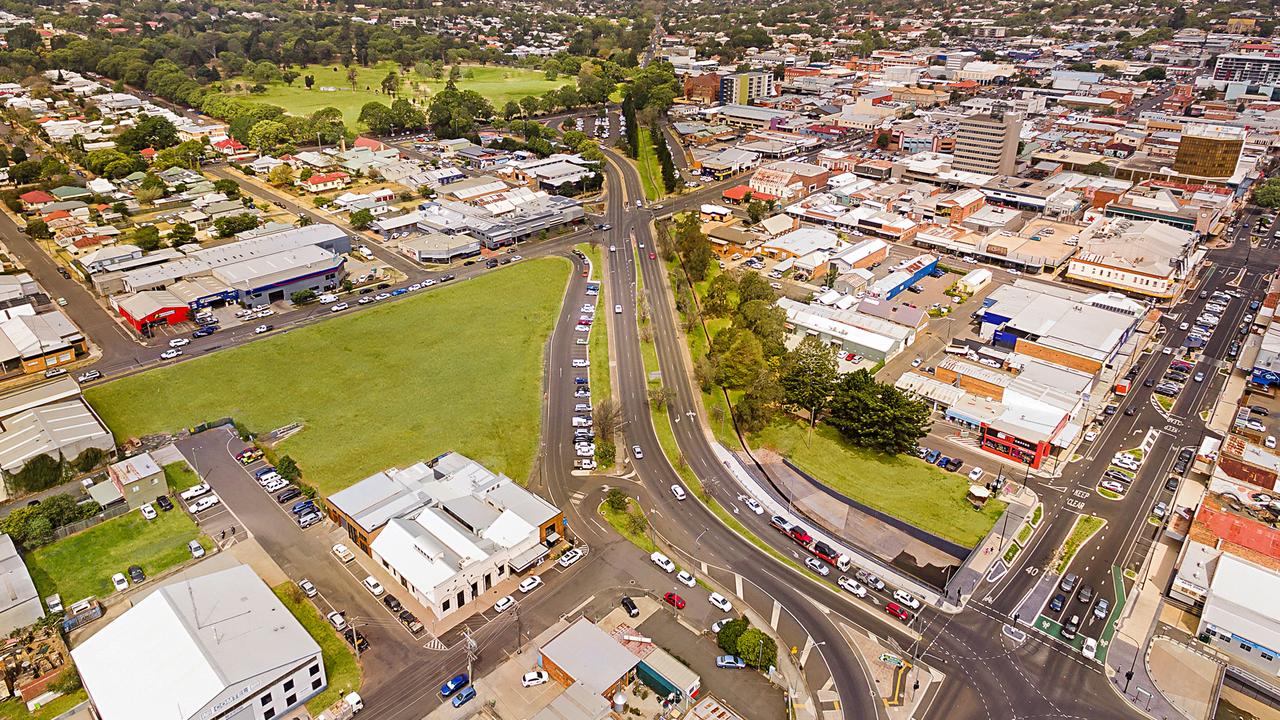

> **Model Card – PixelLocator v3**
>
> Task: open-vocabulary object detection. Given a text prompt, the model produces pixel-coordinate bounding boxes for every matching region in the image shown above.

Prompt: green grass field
[87,259,569,495]
[0,691,89,720]
[634,127,664,200]
[754,423,1006,548]
[601,499,658,555]
[25,509,209,601]
[1056,515,1105,574]
[272,584,361,714]
[227,62,572,129]
[578,243,610,403]
[163,462,201,493]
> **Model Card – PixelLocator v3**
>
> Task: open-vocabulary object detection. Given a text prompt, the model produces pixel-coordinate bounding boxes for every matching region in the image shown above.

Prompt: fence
[52,502,129,541]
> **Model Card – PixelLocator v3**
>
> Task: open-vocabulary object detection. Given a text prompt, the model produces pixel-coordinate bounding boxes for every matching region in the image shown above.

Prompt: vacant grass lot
[0,691,89,720]
[754,423,1006,548]
[272,584,361,714]
[87,259,570,494]
[227,62,572,129]
[26,509,209,601]
[163,462,201,493]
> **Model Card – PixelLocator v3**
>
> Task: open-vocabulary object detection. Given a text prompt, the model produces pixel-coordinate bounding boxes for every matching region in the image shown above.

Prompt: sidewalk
[949,483,1039,606]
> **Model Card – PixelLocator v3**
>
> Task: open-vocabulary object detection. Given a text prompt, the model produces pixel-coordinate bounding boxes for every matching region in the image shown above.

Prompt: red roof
[139,147,157,158]
[19,190,55,204]
[1196,500,1280,562]
[213,137,247,150]
[304,172,350,185]
[72,235,105,249]
[353,136,385,151]
[722,185,776,202]
[42,209,71,221]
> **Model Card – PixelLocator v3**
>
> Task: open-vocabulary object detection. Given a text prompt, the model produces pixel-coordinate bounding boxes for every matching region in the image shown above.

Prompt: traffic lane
[176,430,422,694]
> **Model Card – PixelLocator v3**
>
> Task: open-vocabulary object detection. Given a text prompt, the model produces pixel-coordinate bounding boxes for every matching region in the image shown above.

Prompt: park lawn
[272,584,361,715]
[634,127,664,200]
[86,259,569,495]
[753,422,1006,548]
[25,509,209,601]
[227,62,571,129]
[163,462,202,493]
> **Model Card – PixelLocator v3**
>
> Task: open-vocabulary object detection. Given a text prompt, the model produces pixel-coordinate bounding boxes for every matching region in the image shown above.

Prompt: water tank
[613,693,627,714]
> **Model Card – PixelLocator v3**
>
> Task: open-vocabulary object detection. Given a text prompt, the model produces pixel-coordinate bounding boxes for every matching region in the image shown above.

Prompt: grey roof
[0,377,82,420]
[487,482,560,526]
[210,245,343,291]
[327,470,430,533]
[123,224,348,290]
[540,618,638,694]
[442,495,501,533]
[0,534,38,614]
[0,398,113,472]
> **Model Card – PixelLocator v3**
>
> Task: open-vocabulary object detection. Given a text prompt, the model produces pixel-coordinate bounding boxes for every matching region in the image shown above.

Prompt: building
[1173,125,1245,180]
[326,452,563,620]
[1198,554,1280,677]
[400,232,481,264]
[105,451,165,510]
[0,377,114,475]
[72,564,327,720]
[953,111,1022,177]
[776,297,915,362]
[0,534,42,635]
[0,310,88,375]
[1065,219,1200,300]
[719,72,775,104]
[415,195,584,249]
[1212,53,1280,86]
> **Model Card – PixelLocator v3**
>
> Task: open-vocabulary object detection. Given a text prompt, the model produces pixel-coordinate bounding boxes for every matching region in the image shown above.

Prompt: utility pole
[465,628,478,682]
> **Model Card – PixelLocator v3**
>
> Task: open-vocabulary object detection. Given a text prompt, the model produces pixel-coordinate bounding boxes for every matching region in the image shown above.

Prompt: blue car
[451,686,476,708]
[935,455,951,468]
[441,673,469,698]
[923,450,940,464]
[391,288,408,296]
[193,326,217,338]
[254,467,277,479]
[292,500,316,515]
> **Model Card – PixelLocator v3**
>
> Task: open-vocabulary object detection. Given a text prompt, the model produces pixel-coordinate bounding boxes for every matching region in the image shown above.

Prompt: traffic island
[837,618,943,720]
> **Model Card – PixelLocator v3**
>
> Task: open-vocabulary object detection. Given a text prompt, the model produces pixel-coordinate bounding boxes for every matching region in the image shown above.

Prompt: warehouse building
[400,232,482,264]
[416,195,584,249]
[73,564,326,720]
[0,377,114,478]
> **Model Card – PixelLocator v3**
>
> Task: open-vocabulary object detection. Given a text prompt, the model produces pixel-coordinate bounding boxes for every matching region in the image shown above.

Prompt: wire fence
[52,502,130,541]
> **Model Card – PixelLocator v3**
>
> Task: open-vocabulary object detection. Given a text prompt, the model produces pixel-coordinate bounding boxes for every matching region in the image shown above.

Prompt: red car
[663,592,686,609]
[885,602,910,622]
[649,252,656,260]
[581,269,588,277]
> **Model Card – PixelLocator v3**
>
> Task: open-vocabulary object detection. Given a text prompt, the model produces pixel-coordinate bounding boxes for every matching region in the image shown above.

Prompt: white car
[708,592,733,612]
[160,349,182,360]
[140,503,157,520]
[893,589,921,610]
[677,570,696,587]
[558,549,584,568]
[633,445,644,459]
[112,573,129,592]
[615,304,623,314]
[188,495,221,514]
[609,245,617,252]
[1178,322,1189,331]
[1082,637,1098,660]
[254,324,271,334]
[168,338,190,348]
[804,557,830,576]
[494,595,515,613]
[967,467,984,483]
[522,671,549,688]
[911,358,922,368]
[363,576,385,596]
[327,612,347,630]
[670,484,686,501]
[572,359,589,367]
[574,445,594,458]
[375,293,391,301]
[744,498,763,515]
[180,483,210,501]
[576,337,588,345]
[838,576,867,598]
[332,544,355,563]
[331,303,349,312]
[518,575,543,594]
[409,283,422,291]
[1084,430,1098,443]
[255,308,275,317]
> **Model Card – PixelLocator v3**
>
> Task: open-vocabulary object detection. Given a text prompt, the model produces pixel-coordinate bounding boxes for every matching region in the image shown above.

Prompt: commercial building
[719,72,775,104]
[400,232,482,264]
[776,297,914,362]
[0,534,42,635]
[1211,53,1280,85]
[1199,554,1280,677]
[1065,219,1201,300]
[327,452,564,620]
[0,310,88,375]
[953,111,1022,177]
[73,564,327,720]
[869,254,939,300]
[1172,125,1245,180]
[416,195,584,249]
[0,377,114,475]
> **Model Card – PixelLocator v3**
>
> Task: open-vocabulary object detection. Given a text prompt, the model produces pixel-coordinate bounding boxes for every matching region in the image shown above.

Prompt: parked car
[716,656,747,669]
[708,592,733,612]
[451,686,477,708]
[440,674,469,698]
[558,548,584,568]
[156,495,173,512]
[299,579,317,597]
[128,565,145,583]
[663,592,686,609]
[111,573,128,592]
[140,503,157,520]
[677,570,696,587]
[332,544,355,563]
[837,576,867,597]
[518,575,543,594]
[494,595,515,613]
[363,576,384,596]
[885,602,910,622]
[1049,593,1066,612]
[522,671,549,688]
[188,495,221,514]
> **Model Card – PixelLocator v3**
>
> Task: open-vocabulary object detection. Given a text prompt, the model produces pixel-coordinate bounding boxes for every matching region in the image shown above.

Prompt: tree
[267,164,294,186]
[24,219,50,239]
[5,26,40,52]
[291,289,316,304]
[747,198,767,225]
[779,337,839,422]
[282,70,300,87]
[712,328,765,388]
[502,100,521,120]
[349,208,375,229]
[213,213,260,238]
[1079,161,1113,177]
[1138,66,1166,82]
[717,618,749,655]
[380,70,398,95]
[704,273,738,317]
[737,628,777,669]
[115,115,179,152]
[305,74,315,90]
[1254,178,1280,209]
[826,370,932,455]
[133,225,162,252]
[169,222,196,246]
[213,178,242,198]
[246,120,290,152]
[347,67,359,90]
[875,133,891,150]
[8,160,40,185]
[605,488,628,512]
[594,397,624,441]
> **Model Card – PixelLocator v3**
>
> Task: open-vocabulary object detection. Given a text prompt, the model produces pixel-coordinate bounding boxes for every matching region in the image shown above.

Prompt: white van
[319,294,339,304]
[650,551,676,572]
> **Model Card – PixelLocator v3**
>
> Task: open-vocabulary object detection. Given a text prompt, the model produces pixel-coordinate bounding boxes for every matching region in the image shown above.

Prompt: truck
[812,540,854,571]
[1114,378,1131,396]
[315,693,364,720]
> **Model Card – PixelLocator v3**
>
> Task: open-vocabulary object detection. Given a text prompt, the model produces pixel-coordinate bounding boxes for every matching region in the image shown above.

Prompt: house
[0,534,42,635]
[72,564,327,720]
[298,172,350,193]
[0,311,89,375]
[18,190,55,213]
[210,137,251,159]
[105,451,165,510]
[327,452,563,620]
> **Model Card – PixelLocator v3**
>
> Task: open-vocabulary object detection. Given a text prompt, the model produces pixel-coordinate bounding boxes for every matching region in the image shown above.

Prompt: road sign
[879,653,904,667]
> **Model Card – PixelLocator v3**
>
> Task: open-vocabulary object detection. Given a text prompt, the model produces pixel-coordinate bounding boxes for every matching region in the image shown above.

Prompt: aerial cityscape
[0,1,1273,719]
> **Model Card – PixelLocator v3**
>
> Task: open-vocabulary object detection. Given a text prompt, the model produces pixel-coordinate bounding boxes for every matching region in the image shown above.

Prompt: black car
[621,595,640,617]
[342,628,369,652]
[399,610,424,633]
[485,259,499,268]
[359,287,374,294]
[1165,476,1180,492]
[1103,405,1117,416]
[377,282,391,290]
[1251,405,1270,417]
[1104,470,1131,484]
[128,565,146,583]
[276,488,303,504]
[58,268,70,279]
[1077,584,1095,604]
[1143,379,1154,388]
[1174,448,1193,474]
[439,274,455,282]
[383,594,402,612]
[1124,407,1135,416]
[156,495,174,512]
[945,457,963,472]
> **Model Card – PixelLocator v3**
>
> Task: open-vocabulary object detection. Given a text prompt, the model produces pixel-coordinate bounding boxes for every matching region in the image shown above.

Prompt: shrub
[716,617,748,655]
[605,488,628,512]
[737,628,777,669]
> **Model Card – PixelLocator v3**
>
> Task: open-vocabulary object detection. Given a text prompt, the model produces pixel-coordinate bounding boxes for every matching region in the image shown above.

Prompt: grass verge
[635,127,664,201]
[754,422,1005,548]
[26,509,209,601]
[0,691,89,720]
[163,462,202,493]
[1154,395,1174,412]
[1003,542,1020,563]
[1055,515,1106,574]
[1015,522,1034,546]
[1031,504,1043,527]
[600,499,658,554]
[87,259,569,494]
[272,583,361,714]
[578,243,610,403]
